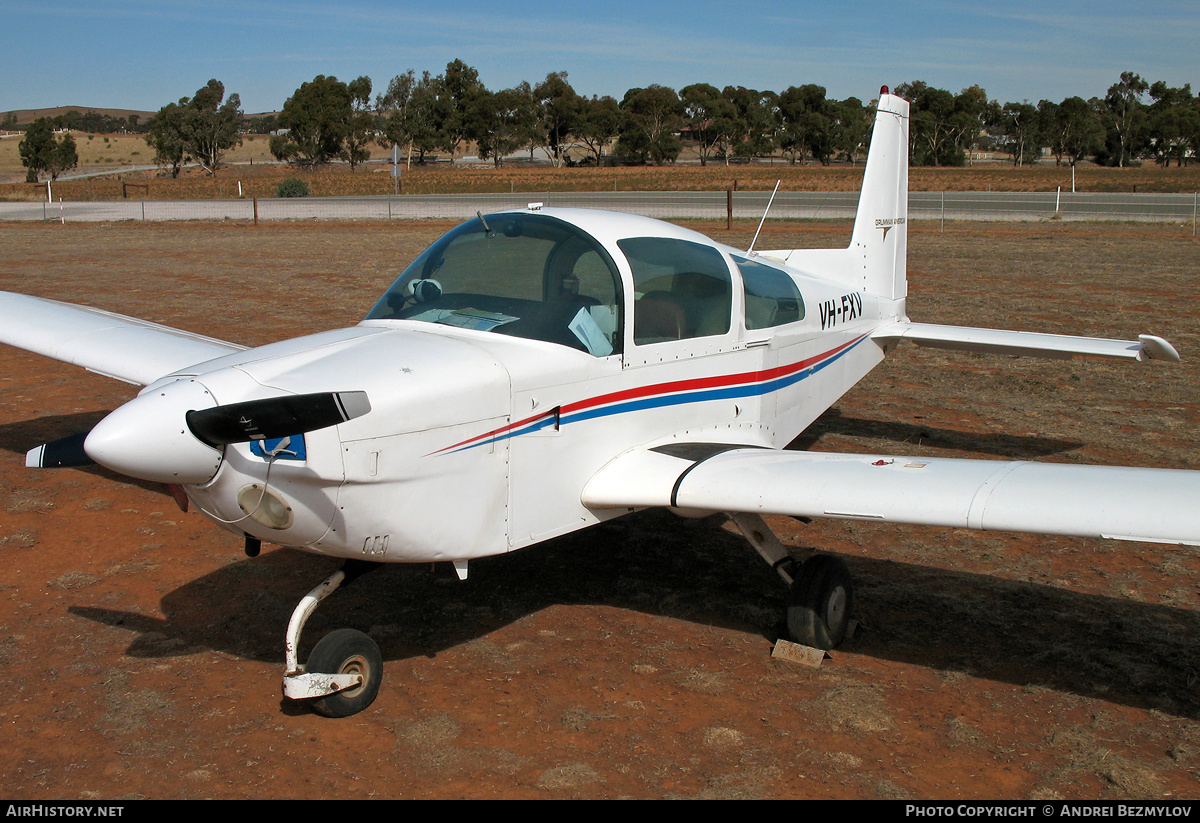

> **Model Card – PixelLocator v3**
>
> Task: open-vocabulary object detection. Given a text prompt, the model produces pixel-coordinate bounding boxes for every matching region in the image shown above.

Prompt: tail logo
[875,217,905,240]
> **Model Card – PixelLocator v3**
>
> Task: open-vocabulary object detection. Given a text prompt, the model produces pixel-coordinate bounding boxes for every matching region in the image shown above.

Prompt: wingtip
[1138,334,1181,362]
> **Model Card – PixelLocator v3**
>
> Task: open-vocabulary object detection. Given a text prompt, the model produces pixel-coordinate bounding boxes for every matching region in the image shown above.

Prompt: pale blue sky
[2,0,1196,113]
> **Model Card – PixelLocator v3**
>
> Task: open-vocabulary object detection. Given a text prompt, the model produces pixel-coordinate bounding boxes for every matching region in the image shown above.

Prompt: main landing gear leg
[282,560,383,718]
[726,512,855,651]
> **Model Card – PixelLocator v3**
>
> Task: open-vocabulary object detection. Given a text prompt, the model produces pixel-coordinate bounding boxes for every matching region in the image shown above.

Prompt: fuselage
[142,208,899,562]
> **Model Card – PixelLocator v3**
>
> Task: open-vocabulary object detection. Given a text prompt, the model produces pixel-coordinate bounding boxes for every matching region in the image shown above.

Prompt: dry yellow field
[3,128,1200,198]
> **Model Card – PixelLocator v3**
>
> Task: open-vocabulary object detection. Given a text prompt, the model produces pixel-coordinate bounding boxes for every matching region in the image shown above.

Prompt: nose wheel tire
[787,554,853,650]
[306,628,383,718]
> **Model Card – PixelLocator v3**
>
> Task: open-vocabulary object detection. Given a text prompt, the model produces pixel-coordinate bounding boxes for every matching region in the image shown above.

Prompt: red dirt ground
[1,220,1199,799]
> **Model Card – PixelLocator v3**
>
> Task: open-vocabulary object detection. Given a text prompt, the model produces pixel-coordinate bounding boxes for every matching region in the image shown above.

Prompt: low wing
[873,321,1180,362]
[582,444,1200,546]
[0,291,245,385]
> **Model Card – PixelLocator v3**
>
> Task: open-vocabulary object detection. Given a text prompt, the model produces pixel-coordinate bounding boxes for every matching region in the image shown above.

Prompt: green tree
[534,72,582,167]
[1101,71,1149,167]
[145,80,243,176]
[271,75,355,166]
[830,96,871,164]
[721,86,777,161]
[952,85,993,164]
[777,84,834,165]
[616,85,684,165]
[378,70,447,166]
[575,95,621,164]
[897,81,990,166]
[183,79,242,174]
[679,83,733,166]
[440,59,486,161]
[19,118,78,181]
[1037,97,1103,166]
[145,103,187,177]
[471,84,537,166]
[996,101,1042,166]
[342,76,375,169]
[1146,81,1198,167]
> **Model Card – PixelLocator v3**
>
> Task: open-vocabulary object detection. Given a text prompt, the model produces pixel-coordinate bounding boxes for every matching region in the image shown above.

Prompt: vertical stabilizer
[850,89,910,300]
[757,89,910,306]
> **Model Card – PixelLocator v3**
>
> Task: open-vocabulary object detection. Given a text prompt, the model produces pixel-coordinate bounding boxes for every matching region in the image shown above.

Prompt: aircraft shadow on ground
[790,407,1084,458]
[19,408,1189,718]
[69,507,1200,721]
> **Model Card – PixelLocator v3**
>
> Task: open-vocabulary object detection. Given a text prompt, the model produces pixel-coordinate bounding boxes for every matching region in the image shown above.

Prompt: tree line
[16,63,1200,181]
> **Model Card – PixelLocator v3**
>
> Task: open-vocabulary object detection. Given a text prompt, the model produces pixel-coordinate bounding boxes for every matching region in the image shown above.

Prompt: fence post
[253,197,259,226]
[727,189,733,230]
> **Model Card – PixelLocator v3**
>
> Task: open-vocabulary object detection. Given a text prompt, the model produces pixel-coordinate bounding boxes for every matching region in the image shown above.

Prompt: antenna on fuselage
[747,180,781,255]
[476,210,493,235]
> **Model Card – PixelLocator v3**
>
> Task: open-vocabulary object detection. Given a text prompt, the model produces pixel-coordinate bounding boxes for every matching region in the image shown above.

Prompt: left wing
[0,291,245,385]
[582,443,1200,546]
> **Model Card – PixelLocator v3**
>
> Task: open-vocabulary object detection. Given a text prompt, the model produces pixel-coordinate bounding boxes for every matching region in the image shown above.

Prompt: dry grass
[2,129,1199,199]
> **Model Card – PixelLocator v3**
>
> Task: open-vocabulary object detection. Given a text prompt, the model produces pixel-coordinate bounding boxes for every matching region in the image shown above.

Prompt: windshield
[367,212,623,356]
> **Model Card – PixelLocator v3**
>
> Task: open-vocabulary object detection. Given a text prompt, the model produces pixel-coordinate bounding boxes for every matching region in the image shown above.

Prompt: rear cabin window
[733,255,805,329]
[618,237,733,345]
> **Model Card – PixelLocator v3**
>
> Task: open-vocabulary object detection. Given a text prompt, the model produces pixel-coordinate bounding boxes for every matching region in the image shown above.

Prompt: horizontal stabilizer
[873,322,1180,362]
[584,445,1200,546]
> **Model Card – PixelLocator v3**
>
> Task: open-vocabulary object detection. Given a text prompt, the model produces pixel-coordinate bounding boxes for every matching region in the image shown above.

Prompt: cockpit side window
[617,237,733,345]
[733,255,805,330]
[366,213,623,356]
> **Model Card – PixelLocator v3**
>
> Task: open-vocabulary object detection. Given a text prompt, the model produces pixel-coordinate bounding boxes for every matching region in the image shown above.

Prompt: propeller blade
[26,431,94,468]
[185,391,371,447]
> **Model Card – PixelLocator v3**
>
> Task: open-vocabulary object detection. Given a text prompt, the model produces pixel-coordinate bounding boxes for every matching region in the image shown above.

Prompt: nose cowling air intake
[82,380,371,486]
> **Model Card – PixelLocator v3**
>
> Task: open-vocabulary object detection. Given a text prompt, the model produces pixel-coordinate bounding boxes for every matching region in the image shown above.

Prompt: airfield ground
[1,219,1199,800]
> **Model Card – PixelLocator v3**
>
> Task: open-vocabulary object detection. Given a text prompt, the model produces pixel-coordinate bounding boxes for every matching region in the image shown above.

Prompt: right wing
[582,443,1200,546]
[0,291,245,385]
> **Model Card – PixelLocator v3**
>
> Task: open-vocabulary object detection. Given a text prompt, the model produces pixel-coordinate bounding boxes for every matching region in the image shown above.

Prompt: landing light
[237,484,295,530]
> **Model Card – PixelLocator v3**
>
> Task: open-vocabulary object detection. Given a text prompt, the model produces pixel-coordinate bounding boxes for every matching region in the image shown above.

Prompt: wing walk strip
[428,334,870,456]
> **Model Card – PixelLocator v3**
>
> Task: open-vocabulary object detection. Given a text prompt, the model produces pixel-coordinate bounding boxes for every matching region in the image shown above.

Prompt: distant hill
[3,106,156,127]
[2,106,277,129]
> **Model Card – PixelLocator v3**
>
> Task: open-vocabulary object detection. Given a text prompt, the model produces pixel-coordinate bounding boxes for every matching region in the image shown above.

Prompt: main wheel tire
[787,554,853,650]
[306,628,383,718]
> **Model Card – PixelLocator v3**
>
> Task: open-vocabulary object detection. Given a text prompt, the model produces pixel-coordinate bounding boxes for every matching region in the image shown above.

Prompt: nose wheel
[305,628,383,718]
[282,561,383,717]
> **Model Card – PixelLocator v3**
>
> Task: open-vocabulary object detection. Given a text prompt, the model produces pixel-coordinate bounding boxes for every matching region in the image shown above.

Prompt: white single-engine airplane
[2,88,1198,717]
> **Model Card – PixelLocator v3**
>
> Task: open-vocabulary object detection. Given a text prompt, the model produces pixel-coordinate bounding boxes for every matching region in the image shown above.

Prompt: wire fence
[2,190,1198,229]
